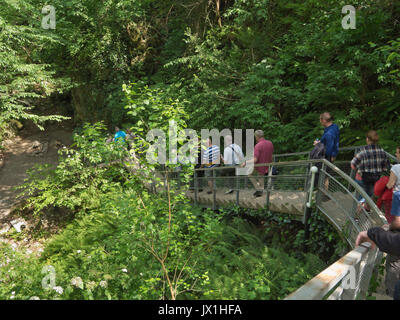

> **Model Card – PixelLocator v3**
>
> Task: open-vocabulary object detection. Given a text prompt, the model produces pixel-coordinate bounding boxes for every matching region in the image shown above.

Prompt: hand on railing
[355,230,376,250]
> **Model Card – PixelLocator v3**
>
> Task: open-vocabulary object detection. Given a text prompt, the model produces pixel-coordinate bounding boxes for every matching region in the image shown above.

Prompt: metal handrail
[193,159,312,171]
[319,159,387,226]
[285,242,379,300]
[136,146,398,300]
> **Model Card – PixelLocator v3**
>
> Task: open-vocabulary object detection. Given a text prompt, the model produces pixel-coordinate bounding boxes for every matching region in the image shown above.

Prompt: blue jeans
[394,280,400,300]
[355,179,365,201]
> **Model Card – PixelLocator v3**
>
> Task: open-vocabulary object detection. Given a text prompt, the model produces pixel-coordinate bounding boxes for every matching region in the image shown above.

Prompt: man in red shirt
[241,130,274,197]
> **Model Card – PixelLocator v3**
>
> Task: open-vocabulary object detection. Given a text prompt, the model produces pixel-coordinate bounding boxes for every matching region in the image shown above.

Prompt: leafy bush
[227,206,349,265]
[0,194,326,300]
[18,122,127,216]
[0,1,70,145]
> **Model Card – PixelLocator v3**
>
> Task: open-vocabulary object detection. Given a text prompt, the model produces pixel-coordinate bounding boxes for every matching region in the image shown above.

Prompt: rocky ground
[0,115,74,254]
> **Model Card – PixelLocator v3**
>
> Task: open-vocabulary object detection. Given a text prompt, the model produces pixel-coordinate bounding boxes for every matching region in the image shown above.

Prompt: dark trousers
[220,166,236,189]
[394,280,400,300]
[190,166,204,189]
[361,172,381,197]
[386,254,400,298]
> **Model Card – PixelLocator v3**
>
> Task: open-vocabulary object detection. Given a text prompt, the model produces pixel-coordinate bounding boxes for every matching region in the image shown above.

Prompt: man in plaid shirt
[351,130,390,197]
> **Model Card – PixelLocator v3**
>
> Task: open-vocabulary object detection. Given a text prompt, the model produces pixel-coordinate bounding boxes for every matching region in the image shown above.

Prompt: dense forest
[0,0,399,300]
[2,0,400,150]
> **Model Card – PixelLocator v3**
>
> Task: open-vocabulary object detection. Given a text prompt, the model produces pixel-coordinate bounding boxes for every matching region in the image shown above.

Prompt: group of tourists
[110,115,400,299]
[352,140,400,299]
[309,113,400,300]
[198,130,274,197]
[199,112,340,198]
[196,111,400,299]
[309,112,400,300]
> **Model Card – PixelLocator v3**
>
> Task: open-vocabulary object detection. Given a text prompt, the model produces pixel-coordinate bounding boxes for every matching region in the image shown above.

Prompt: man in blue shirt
[113,126,128,151]
[313,112,340,200]
[314,112,340,162]
[114,126,127,143]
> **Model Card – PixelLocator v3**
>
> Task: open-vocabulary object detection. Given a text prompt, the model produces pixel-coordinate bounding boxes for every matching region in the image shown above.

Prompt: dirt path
[0,118,74,244]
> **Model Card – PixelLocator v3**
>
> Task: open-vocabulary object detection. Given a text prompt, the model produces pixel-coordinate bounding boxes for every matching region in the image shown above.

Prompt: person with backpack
[311,112,340,199]
[220,135,244,194]
[314,112,340,163]
[309,139,326,188]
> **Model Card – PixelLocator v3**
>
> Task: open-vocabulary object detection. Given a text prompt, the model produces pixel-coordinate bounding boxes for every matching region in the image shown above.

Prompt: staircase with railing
[126,145,398,300]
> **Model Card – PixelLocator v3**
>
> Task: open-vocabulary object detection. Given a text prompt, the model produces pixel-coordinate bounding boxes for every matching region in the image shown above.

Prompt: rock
[31,140,41,149]
[10,218,27,233]
[0,224,10,235]
[29,141,49,156]
[0,151,4,169]
[50,140,64,149]
[9,119,23,130]
[40,142,49,154]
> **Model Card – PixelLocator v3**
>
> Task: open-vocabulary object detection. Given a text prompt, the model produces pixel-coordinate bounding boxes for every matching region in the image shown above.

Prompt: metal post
[212,168,217,211]
[194,170,198,205]
[316,162,326,207]
[164,171,168,193]
[177,171,181,190]
[303,166,318,251]
[304,154,311,190]
[236,172,240,206]
[266,165,272,210]
[348,148,358,191]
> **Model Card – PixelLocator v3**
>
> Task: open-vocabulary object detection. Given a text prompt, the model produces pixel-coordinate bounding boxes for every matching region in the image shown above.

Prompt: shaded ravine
[0,119,74,250]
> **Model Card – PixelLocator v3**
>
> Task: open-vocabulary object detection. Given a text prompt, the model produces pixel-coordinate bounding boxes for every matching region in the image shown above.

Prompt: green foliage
[3,0,400,150]
[3,0,400,302]
[18,122,127,215]
[231,206,349,265]
[198,216,326,299]
[124,82,188,138]
[155,0,400,153]
[0,0,70,144]
[0,195,326,300]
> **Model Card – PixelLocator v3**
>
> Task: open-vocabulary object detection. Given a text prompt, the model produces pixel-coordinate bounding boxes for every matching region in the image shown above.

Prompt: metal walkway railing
[127,145,398,300]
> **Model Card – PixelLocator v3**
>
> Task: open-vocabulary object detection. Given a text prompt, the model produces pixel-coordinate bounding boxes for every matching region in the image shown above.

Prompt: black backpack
[309,142,325,187]
[310,142,325,160]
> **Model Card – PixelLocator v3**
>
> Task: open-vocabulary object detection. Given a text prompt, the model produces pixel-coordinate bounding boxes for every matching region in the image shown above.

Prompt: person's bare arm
[241,157,257,167]
[386,171,397,189]
[389,216,400,231]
